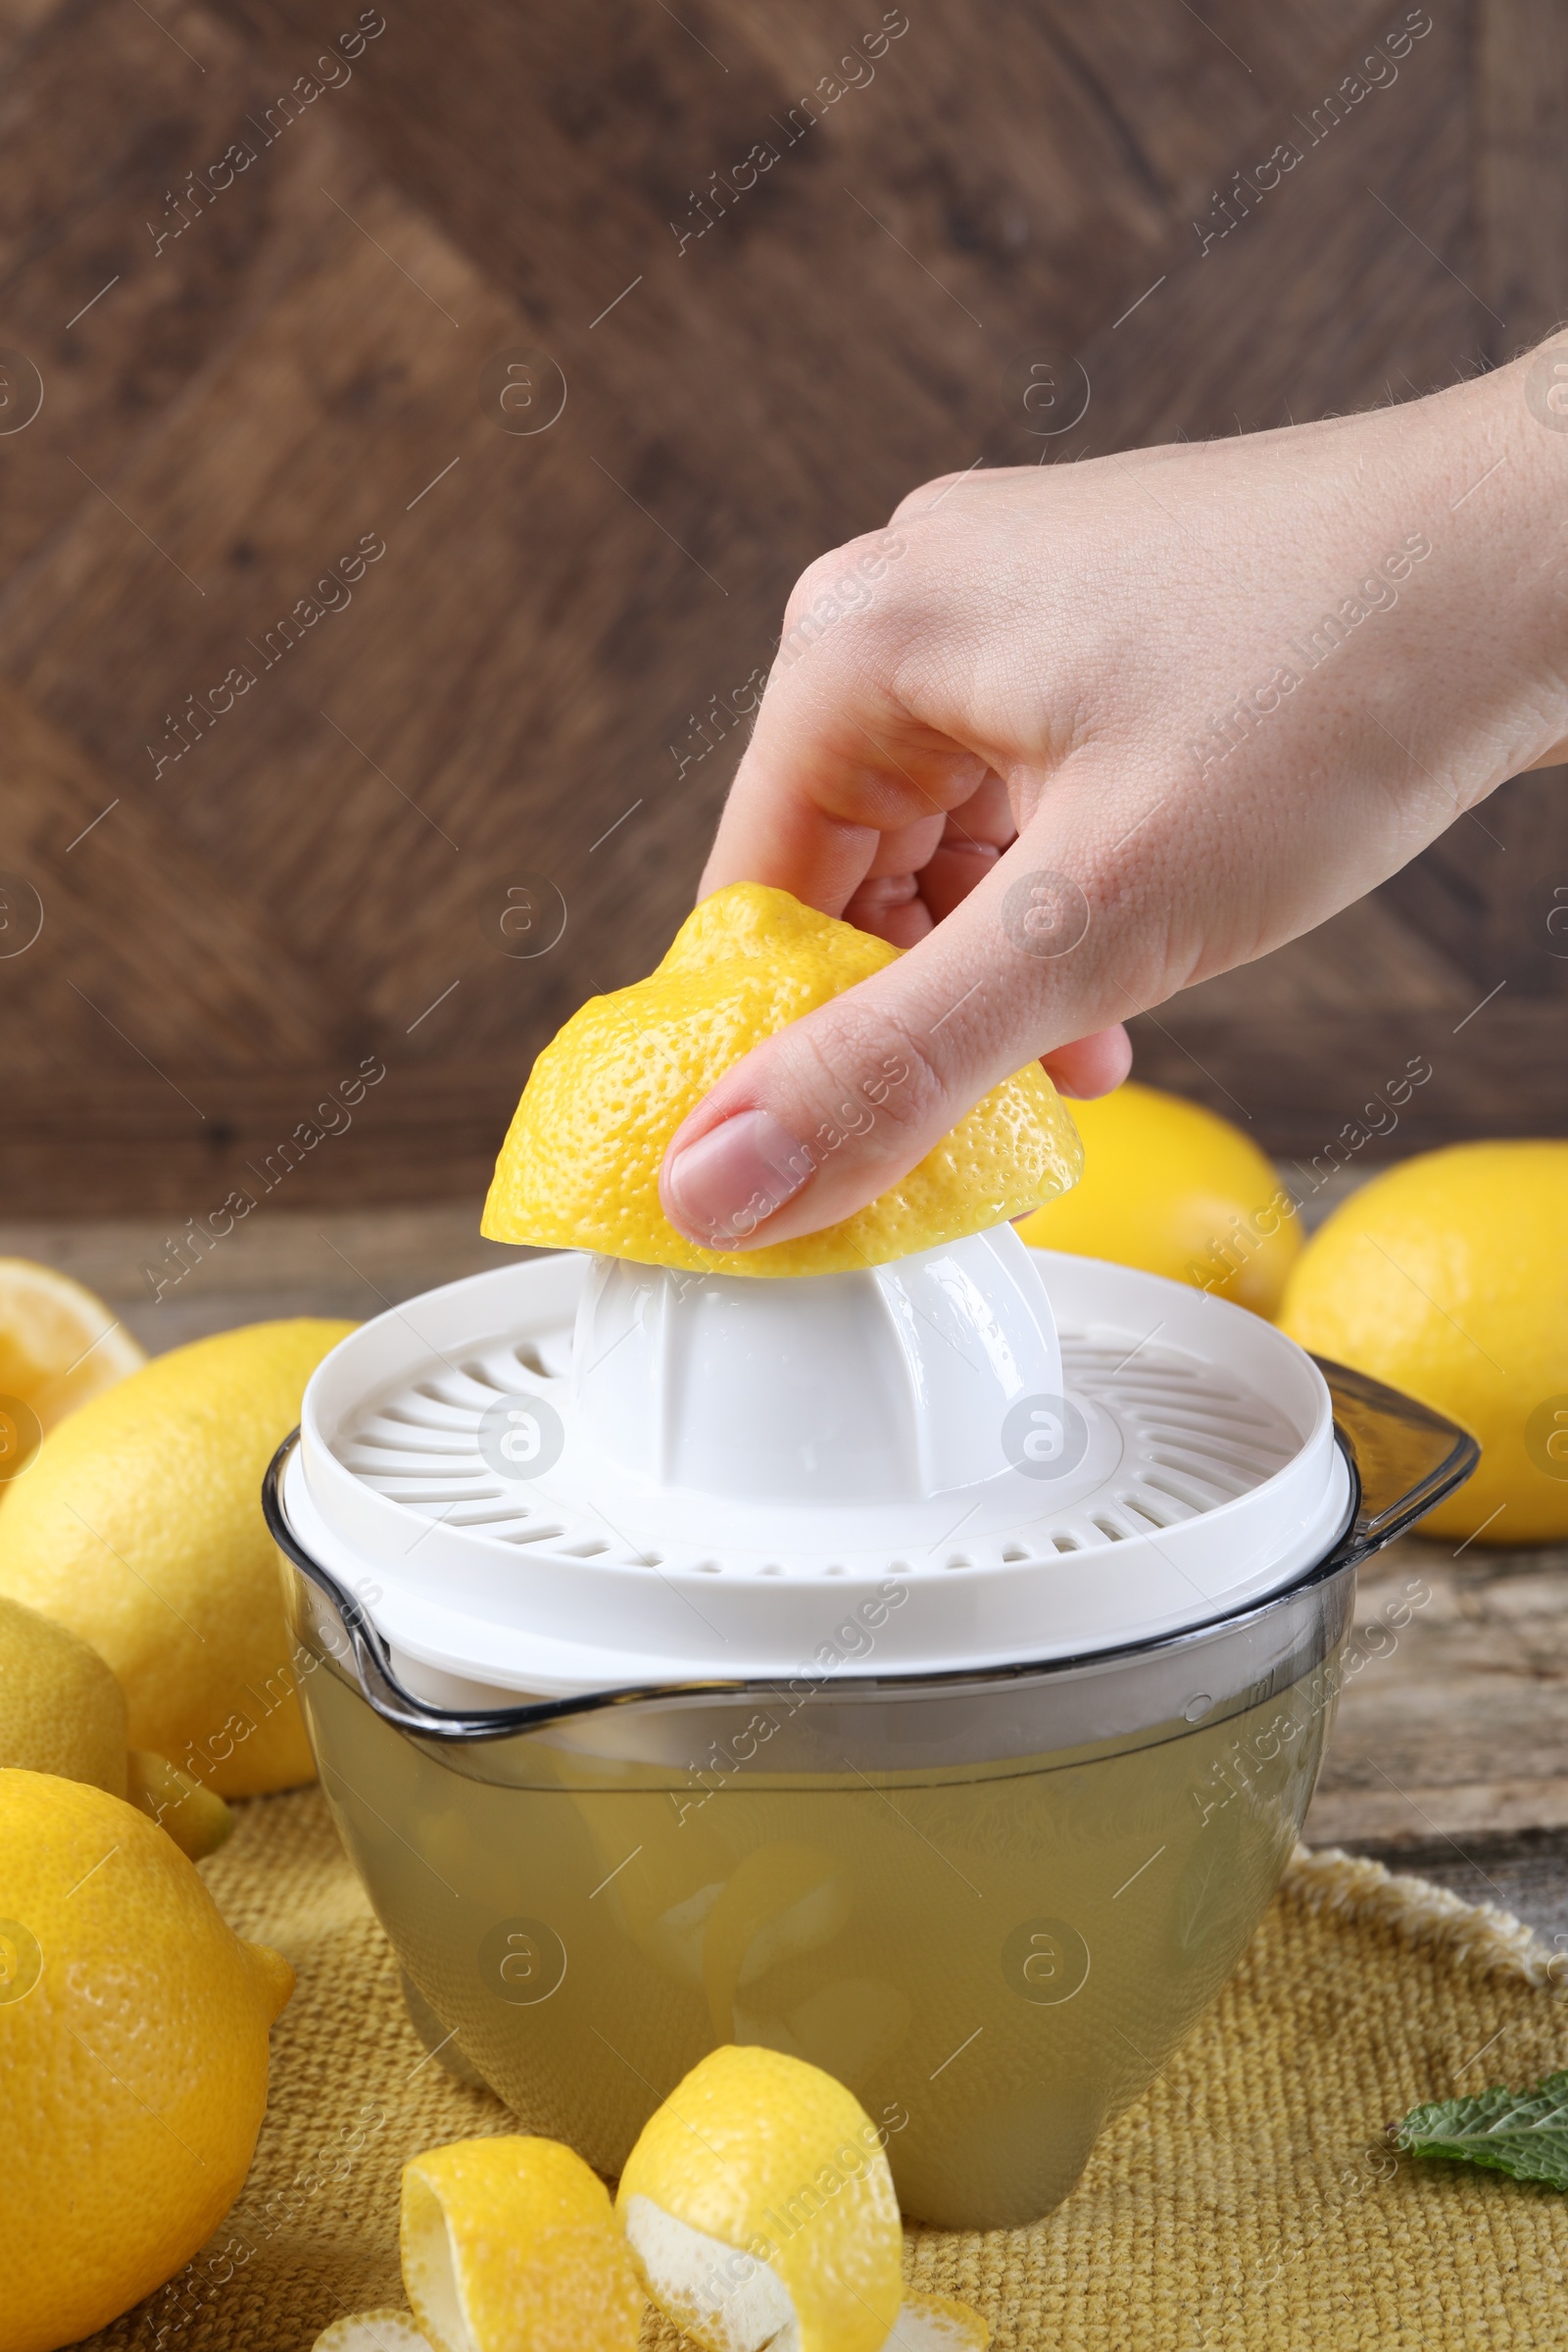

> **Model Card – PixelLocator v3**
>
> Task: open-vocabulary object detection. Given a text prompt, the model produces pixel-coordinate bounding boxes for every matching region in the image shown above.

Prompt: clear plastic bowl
[267,1359,1472,2230]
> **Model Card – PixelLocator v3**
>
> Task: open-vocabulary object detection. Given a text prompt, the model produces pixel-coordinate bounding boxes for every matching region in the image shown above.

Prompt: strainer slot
[345,1434,475,1458]
[1091,1516,1127,1542]
[378,1401,473,1430]
[368,1485,494,1505]
[1137,1471,1214,1514]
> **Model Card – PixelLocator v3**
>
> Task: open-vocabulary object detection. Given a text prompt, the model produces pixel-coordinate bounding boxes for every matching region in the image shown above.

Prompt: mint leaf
[1395,2070,1568,2189]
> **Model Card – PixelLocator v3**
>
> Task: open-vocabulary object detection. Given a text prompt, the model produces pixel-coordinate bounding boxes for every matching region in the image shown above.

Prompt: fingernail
[662,1109,816,1247]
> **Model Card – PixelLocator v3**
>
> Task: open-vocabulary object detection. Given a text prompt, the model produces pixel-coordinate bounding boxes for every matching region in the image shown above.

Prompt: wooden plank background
[1,0,1565,1215]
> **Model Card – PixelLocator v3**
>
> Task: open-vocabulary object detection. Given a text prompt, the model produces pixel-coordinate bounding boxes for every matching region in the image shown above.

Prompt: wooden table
[10,1203,1566,1944]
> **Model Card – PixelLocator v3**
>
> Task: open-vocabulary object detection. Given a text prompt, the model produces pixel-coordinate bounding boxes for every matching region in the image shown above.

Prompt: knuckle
[795,999,947,1140]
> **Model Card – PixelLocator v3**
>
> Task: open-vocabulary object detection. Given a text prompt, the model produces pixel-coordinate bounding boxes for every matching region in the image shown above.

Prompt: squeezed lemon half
[482,882,1081,1276]
[616,2043,904,2352]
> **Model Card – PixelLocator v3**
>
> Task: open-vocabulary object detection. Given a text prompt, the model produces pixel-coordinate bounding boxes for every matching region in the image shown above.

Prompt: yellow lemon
[483,882,1081,1276]
[0,1592,231,1860]
[1015,1080,1300,1315]
[0,1590,128,1798]
[615,2043,903,2352]
[0,1770,292,2352]
[0,1319,354,1795]
[1278,1142,1568,1544]
[401,2135,644,2352]
[0,1257,144,1466]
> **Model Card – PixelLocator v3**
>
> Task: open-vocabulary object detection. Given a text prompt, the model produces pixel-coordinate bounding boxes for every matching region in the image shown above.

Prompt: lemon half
[483,882,1081,1276]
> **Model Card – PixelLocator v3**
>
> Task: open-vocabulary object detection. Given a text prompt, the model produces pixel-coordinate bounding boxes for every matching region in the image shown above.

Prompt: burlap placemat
[77,1788,1568,2352]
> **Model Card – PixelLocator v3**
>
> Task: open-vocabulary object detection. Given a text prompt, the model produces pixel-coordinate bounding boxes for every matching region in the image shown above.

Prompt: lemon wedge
[483,882,1080,1276]
[615,2043,904,2352]
[401,2135,644,2352]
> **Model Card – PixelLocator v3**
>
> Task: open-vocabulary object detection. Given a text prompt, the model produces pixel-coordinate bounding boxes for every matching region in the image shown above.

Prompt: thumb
[658,856,1126,1253]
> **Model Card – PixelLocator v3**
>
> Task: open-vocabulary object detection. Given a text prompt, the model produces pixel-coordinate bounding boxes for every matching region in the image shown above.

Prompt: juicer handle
[1313,1356,1479,1565]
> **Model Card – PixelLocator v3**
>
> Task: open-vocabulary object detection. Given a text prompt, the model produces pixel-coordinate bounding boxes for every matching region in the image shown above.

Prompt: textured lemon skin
[482,883,1082,1276]
[1278,1142,1568,1543]
[0,1771,292,2352]
[401,2135,644,2352]
[0,1320,354,1794]
[0,1592,127,1797]
[1015,1080,1300,1317]
[0,1256,145,1433]
[615,2044,904,2352]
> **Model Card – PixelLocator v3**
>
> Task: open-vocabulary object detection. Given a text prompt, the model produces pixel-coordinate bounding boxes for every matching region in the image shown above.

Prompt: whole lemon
[0,1590,128,1796]
[1015,1081,1300,1316]
[0,1319,353,1794]
[0,1770,292,2352]
[484,882,1082,1276]
[1278,1142,1568,1544]
[0,1593,233,1860]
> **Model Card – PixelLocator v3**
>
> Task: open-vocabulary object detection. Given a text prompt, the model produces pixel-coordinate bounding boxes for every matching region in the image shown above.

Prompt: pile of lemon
[1016,1092,1568,1547]
[0,1270,347,2348]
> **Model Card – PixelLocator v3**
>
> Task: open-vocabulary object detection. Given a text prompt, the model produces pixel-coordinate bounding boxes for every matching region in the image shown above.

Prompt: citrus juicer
[267,1228,1475,2229]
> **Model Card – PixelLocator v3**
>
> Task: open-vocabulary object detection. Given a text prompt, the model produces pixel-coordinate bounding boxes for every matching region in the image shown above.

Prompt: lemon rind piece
[621,2195,796,2352]
[312,2314,436,2352]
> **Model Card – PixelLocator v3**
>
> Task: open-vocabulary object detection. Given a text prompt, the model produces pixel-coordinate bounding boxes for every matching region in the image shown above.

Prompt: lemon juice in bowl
[267,885,1476,2228]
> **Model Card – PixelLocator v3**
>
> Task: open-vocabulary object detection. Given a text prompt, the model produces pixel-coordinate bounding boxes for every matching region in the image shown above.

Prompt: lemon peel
[313,2315,436,2352]
[1015,1078,1301,1316]
[615,2043,904,2352]
[1279,1140,1568,1543]
[0,1317,355,1795]
[482,882,1081,1276]
[0,1770,291,2352]
[884,2288,991,2349]
[400,2135,644,2352]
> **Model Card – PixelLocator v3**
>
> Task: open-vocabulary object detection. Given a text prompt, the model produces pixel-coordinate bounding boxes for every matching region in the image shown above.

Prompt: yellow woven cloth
[77,1788,1568,2352]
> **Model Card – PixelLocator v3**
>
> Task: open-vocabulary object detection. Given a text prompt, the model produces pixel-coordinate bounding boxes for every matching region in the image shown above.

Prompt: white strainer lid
[287,1233,1351,1699]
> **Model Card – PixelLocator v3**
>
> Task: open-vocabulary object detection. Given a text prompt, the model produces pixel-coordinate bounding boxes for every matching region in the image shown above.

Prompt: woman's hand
[660,349,1568,1251]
